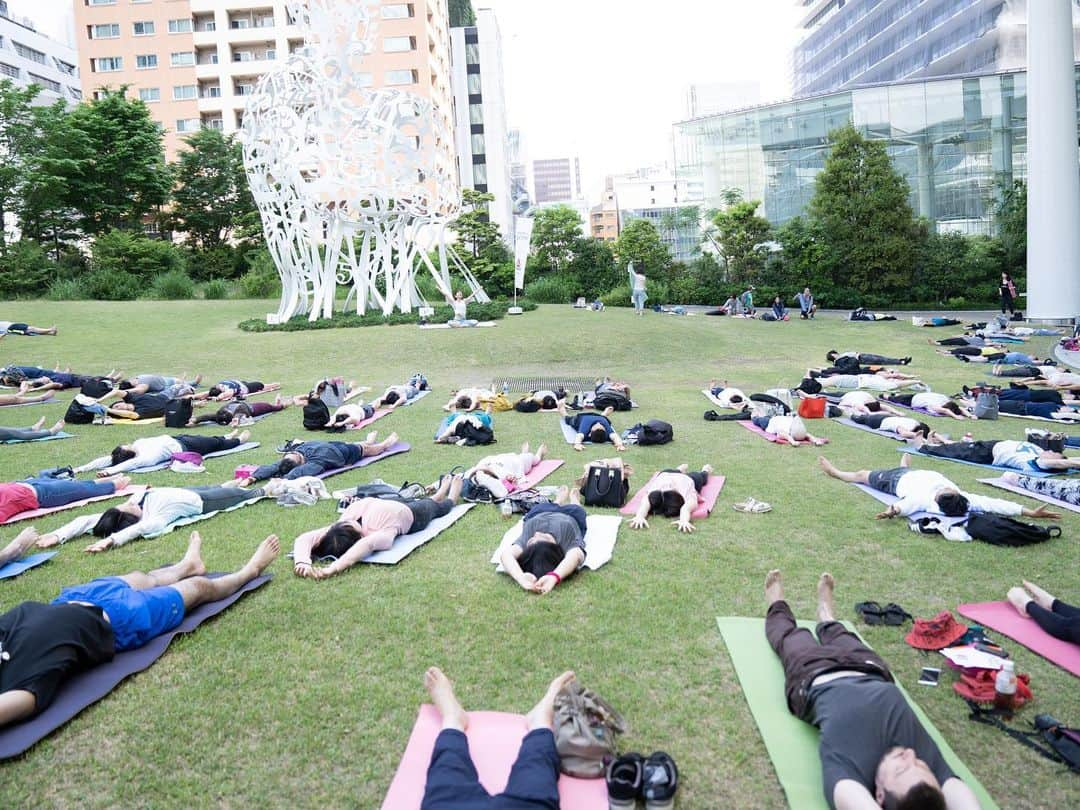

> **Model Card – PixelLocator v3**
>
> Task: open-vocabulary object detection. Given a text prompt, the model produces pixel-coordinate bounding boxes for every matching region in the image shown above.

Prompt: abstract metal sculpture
[240,0,487,322]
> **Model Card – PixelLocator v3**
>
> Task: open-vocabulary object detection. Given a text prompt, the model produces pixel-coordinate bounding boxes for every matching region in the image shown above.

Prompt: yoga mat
[491,514,622,571]
[997,409,1080,424]
[382,705,607,810]
[1054,343,1080,371]
[518,458,564,489]
[716,617,998,810]
[957,601,1080,678]
[391,389,431,407]
[0,485,148,526]
[977,476,1080,515]
[852,482,967,526]
[0,397,56,409]
[0,574,270,760]
[0,551,56,580]
[559,418,584,445]
[364,503,474,564]
[315,442,411,480]
[110,417,165,426]
[884,399,939,418]
[128,442,262,474]
[835,417,906,441]
[186,412,274,427]
[898,446,1061,478]
[0,431,73,444]
[620,473,725,519]
[418,321,497,330]
[345,408,390,430]
[738,421,826,446]
[143,493,272,539]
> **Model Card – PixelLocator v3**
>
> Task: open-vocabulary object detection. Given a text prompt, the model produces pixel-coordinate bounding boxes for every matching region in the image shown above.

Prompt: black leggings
[175,435,242,456]
[661,469,706,491]
[921,440,997,465]
[1028,600,1080,645]
[852,413,888,429]
[405,498,455,532]
[192,485,265,514]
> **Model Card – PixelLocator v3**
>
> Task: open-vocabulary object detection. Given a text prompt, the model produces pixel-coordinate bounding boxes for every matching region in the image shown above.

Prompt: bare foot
[535,442,547,460]
[31,416,45,431]
[676,463,689,473]
[181,531,208,577]
[818,456,840,478]
[765,569,784,605]
[525,670,575,731]
[384,431,399,446]
[1022,580,1056,611]
[900,452,913,467]
[1007,587,1032,617]
[274,394,283,407]
[246,535,280,575]
[425,666,468,732]
[447,475,463,503]
[225,429,238,440]
[554,485,570,505]
[568,486,582,506]
[105,474,132,491]
[817,573,836,623]
[520,441,530,454]
[1001,472,1020,485]
[49,420,65,434]
[366,430,378,443]
[702,463,714,474]
[238,429,251,443]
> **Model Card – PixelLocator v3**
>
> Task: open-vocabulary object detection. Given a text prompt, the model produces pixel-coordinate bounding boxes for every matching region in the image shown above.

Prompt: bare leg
[524,671,576,731]
[30,416,45,430]
[818,456,870,484]
[0,690,37,727]
[765,569,784,605]
[0,527,39,566]
[1022,580,1057,612]
[553,485,570,505]
[360,431,398,456]
[170,535,279,610]
[116,531,207,589]
[817,573,836,623]
[425,666,468,732]
[48,419,65,434]
[567,487,582,506]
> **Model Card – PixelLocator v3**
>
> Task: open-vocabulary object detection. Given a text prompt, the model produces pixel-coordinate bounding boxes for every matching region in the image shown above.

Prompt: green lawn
[1,301,1077,809]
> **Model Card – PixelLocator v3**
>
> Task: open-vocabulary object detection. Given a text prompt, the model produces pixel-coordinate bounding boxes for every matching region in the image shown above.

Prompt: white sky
[15,0,801,200]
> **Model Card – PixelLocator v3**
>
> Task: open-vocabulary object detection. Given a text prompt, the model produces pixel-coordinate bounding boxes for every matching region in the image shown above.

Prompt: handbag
[797,396,827,419]
[553,680,626,778]
[583,464,628,507]
[974,389,999,420]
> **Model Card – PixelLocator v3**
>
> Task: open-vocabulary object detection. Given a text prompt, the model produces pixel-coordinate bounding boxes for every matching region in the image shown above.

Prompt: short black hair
[798,377,822,395]
[455,395,473,410]
[384,390,400,405]
[647,490,685,518]
[936,492,969,517]
[313,521,362,558]
[110,446,136,467]
[118,380,133,390]
[883,783,946,810]
[278,455,301,476]
[514,399,541,413]
[518,541,566,578]
[941,400,962,415]
[826,350,838,361]
[588,423,610,442]
[540,394,557,410]
[211,408,233,425]
[207,386,223,397]
[92,508,140,537]
[913,423,932,438]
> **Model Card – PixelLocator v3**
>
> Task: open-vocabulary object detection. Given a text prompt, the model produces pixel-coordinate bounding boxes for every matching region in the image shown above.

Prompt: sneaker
[642,752,678,809]
[606,752,643,810]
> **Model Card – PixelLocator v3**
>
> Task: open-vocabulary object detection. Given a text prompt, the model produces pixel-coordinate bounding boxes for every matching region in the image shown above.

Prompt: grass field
[1,300,1077,809]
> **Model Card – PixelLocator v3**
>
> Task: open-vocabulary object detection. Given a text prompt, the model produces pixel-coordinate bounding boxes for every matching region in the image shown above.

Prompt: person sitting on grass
[418,667,576,808]
[883,392,975,420]
[837,390,905,416]
[0,417,66,442]
[769,295,788,321]
[291,474,463,579]
[628,463,713,533]
[446,288,479,327]
[72,430,251,476]
[753,413,828,446]
[796,287,817,319]
[763,569,982,810]
[0,473,131,525]
[190,396,290,427]
[909,435,1080,473]
[234,432,400,484]
[558,400,627,452]
[500,486,587,595]
[818,454,1060,521]
[0,531,278,728]
[1006,579,1079,646]
[464,442,547,501]
[848,413,944,442]
[0,320,57,336]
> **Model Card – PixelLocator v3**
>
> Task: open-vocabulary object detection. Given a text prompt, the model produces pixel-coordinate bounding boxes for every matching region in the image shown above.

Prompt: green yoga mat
[716,617,998,810]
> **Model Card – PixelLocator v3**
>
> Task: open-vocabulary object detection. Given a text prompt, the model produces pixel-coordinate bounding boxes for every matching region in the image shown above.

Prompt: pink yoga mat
[620,473,725,519]
[737,421,827,445]
[0,485,148,526]
[519,458,564,488]
[346,408,391,430]
[381,705,607,809]
[957,601,1080,677]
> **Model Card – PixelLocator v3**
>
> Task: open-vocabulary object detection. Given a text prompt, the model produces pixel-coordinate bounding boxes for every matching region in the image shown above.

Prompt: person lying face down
[465,442,547,500]
[72,430,251,476]
[848,413,944,442]
[499,487,587,595]
[882,392,974,420]
[442,386,495,412]
[0,531,279,728]
[628,464,713,533]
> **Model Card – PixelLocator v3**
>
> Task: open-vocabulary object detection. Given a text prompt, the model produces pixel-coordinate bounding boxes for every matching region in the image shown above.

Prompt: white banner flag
[513,216,534,291]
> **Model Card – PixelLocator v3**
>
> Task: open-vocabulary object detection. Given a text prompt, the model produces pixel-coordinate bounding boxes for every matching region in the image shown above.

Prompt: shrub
[92,229,185,281]
[601,282,632,307]
[46,277,85,300]
[237,300,536,332]
[0,240,55,298]
[237,247,280,298]
[81,269,142,300]
[149,270,195,300]
[202,278,230,299]
[525,274,577,304]
[188,245,243,281]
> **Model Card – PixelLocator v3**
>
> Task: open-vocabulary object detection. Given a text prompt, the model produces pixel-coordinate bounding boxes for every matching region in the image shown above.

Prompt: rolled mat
[620,473,725,519]
[381,705,607,809]
[0,431,74,445]
[1,485,148,526]
[364,503,474,564]
[897,446,1062,478]
[315,442,411,479]
[0,573,271,759]
[0,551,56,580]
[738,421,826,445]
[716,616,998,810]
[492,514,621,571]
[977,476,1080,515]
[957,601,1080,677]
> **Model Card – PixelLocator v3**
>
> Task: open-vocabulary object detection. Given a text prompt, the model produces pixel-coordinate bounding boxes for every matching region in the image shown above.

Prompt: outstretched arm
[534,547,585,594]
[75,454,112,474]
[942,777,982,810]
[36,513,102,547]
[313,529,398,578]
[291,527,326,576]
[673,500,695,533]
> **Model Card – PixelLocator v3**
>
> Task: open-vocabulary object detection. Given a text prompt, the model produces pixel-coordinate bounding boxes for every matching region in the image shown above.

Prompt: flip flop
[732,497,772,513]
[882,603,913,626]
[854,601,885,625]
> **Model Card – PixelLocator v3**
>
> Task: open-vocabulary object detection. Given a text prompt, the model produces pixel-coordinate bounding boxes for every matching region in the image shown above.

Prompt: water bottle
[500,499,513,519]
[502,381,509,396]
[993,660,1017,719]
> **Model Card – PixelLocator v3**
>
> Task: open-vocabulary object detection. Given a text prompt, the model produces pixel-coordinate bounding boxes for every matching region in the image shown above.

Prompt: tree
[775,216,831,298]
[994,179,1026,279]
[0,81,45,255]
[450,188,503,259]
[710,200,771,284]
[566,237,619,299]
[170,128,254,249]
[718,187,744,208]
[808,125,923,302]
[528,205,582,274]
[614,219,672,277]
[448,0,476,27]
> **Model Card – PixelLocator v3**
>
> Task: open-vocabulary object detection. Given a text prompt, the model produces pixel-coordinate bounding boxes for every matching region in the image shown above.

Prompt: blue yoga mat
[0,552,56,580]
[0,431,74,445]
[898,446,1063,478]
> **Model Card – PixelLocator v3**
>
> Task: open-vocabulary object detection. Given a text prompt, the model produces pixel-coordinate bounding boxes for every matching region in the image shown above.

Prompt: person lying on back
[499,487,587,595]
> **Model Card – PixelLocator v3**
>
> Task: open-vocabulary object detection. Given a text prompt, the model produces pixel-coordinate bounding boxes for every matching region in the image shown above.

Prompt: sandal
[882,603,913,626]
[732,497,772,513]
[854,601,885,625]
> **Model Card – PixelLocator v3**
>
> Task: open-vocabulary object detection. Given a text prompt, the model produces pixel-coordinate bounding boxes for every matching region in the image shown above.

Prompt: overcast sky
[16,0,800,200]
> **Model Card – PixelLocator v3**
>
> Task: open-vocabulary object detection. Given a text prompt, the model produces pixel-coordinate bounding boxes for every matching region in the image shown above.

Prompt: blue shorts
[52,577,185,652]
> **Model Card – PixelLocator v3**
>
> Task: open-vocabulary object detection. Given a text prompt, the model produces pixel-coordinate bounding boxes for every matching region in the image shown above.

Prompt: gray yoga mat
[835,417,906,441]
[128,441,262,474]
[0,552,57,580]
[0,573,270,759]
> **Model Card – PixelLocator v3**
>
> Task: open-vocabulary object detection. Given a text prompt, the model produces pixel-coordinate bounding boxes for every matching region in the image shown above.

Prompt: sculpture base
[507,306,523,315]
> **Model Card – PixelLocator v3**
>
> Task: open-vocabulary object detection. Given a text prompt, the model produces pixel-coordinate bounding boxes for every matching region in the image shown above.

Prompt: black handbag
[582,465,628,507]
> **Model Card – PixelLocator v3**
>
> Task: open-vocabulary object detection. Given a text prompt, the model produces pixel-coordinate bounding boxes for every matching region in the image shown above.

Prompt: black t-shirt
[128,392,171,418]
[809,675,955,809]
[0,602,115,715]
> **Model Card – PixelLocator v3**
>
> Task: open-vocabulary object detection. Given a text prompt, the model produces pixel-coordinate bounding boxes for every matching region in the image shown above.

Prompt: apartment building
[0,0,81,106]
[73,0,456,160]
[611,166,704,261]
[589,180,618,243]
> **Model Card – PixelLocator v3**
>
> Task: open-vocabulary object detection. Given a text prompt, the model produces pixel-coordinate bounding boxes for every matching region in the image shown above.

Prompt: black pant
[175,435,242,456]
[191,485,265,514]
[405,498,455,532]
[921,440,996,465]
[858,353,904,365]
[661,469,707,491]
[1028,600,1080,645]
[851,413,887,429]
[1001,289,1015,314]
[936,337,972,346]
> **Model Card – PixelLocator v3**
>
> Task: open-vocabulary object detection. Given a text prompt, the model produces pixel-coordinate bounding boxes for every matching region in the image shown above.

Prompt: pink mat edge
[521,458,565,488]
[737,420,823,445]
[0,485,148,526]
[346,408,392,431]
[957,601,1080,676]
[620,472,725,518]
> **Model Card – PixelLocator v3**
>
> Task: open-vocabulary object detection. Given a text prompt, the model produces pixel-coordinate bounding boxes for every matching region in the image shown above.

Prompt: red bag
[797,396,826,419]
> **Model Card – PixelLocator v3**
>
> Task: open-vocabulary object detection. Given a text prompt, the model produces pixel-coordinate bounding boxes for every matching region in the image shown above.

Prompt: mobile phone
[918,667,941,686]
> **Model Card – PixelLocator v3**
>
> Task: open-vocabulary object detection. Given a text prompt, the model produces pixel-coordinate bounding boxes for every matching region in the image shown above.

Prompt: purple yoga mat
[315,441,410,479]
[0,573,270,759]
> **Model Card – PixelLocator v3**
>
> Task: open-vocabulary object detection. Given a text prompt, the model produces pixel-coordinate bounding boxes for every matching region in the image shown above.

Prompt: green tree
[994,179,1026,279]
[170,128,254,249]
[614,219,672,277]
[448,0,476,26]
[718,187,744,208]
[566,236,619,299]
[710,200,771,284]
[775,216,830,297]
[0,81,47,255]
[808,124,923,301]
[450,188,502,259]
[528,205,582,274]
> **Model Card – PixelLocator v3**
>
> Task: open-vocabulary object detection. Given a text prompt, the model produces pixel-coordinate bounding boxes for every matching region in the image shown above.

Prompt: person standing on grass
[629,263,647,315]
[740,286,756,316]
[796,287,817,319]
[1000,272,1018,317]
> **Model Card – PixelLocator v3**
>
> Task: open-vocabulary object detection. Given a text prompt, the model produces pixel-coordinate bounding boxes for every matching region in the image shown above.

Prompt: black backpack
[80,378,114,399]
[65,398,97,424]
[636,419,674,446]
[164,398,193,428]
[455,421,494,446]
[593,388,632,411]
[303,398,330,430]
[964,513,1061,547]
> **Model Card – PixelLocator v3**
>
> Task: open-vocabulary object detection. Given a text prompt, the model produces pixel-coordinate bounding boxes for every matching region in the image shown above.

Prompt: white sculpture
[240,0,487,322]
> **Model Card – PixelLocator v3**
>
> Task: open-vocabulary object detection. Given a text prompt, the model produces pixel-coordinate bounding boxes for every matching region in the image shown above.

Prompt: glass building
[674,67,1080,235]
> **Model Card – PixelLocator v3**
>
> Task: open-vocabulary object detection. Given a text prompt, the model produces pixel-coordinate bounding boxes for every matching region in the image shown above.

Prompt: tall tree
[18,102,86,259]
[0,81,45,255]
[808,124,922,299]
[448,0,476,27]
[710,200,771,284]
[528,205,582,273]
[450,188,503,259]
[614,219,672,276]
[170,128,254,249]
[566,237,619,299]
[994,179,1026,278]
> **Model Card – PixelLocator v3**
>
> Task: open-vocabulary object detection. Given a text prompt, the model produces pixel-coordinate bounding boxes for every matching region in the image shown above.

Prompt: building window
[176,118,200,133]
[138,87,160,102]
[467,73,481,94]
[92,56,123,72]
[132,21,155,36]
[381,3,413,18]
[234,82,255,96]
[474,183,488,193]
[469,103,483,125]
[68,86,82,100]
[471,133,485,155]
[468,93,482,105]
[470,123,483,134]
[465,43,480,64]
[53,57,77,75]
[86,0,116,5]
[173,84,197,100]
[136,53,158,69]
[466,63,480,75]
[168,19,193,34]
[473,164,487,184]
[27,73,61,93]
[89,23,120,39]
[203,117,224,130]
[383,36,416,53]
[201,84,220,98]
[385,69,417,85]
[464,29,478,44]
[170,51,195,66]
[12,42,46,64]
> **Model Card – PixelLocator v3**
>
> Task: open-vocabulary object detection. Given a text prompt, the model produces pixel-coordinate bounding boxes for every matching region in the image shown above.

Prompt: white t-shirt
[452,299,468,320]
[766,415,805,439]
[911,392,949,409]
[856,375,901,392]
[991,441,1043,471]
[1046,371,1080,387]
[714,387,747,408]
[839,391,876,407]
[892,470,1023,517]
[632,273,646,292]
[880,416,919,434]
[51,487,203,547]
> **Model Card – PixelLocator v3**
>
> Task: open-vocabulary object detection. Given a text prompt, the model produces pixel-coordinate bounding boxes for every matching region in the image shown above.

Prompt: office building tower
[0,2,80,106]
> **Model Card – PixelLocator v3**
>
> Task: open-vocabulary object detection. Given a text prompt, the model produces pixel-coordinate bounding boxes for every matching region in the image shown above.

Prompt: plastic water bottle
[994,660,1017,719]
[502,381,509,396]
[500,499,513,519]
